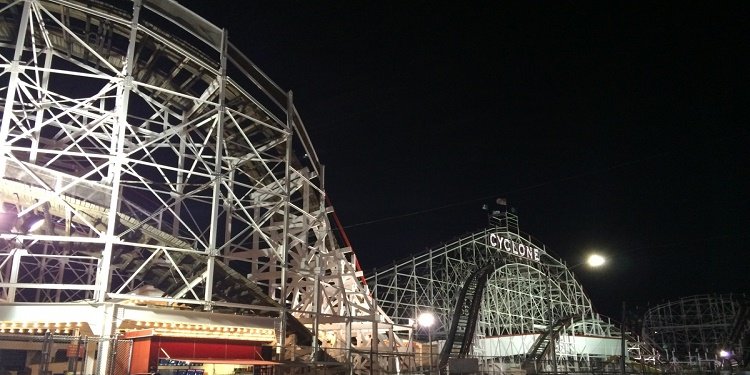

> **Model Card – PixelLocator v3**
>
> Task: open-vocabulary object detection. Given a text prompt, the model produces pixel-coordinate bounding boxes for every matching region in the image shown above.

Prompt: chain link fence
[0,332,132,375]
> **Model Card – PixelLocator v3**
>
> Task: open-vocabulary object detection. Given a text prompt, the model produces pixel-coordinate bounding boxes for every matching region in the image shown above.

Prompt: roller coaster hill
[368,210,663,374]
[0,0,748,374]
[367,208,749,373]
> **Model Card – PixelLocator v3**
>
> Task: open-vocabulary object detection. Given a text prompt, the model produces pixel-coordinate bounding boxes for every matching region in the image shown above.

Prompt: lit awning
[163,358,279,365]
[0,321,93,335]
[121,321,275,342]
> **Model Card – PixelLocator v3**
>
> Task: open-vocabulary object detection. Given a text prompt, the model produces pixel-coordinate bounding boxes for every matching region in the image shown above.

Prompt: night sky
[180,1,749,318]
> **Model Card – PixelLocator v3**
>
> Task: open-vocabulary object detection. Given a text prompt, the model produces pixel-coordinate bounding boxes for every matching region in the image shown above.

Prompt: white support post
[6,249,27,303]
[96,303,118,375]
[29,48,54,164]
[0,0,31,177]
[312,257,321,362]
[278,90,294,361]
[204,28,229,310]
[95,0,141,304]
[94,1,140,371]
[371,297,379,373]
[346,318,353,375]
[173,126,187,238]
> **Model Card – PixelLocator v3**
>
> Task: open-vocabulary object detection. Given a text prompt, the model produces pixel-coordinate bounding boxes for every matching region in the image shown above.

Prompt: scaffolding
[642,293,749,370]
[367,211,630,373]
[0,0,398,373]
[0,1,738,374]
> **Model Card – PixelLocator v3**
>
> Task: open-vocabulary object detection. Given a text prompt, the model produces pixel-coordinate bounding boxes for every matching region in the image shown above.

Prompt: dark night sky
[180,1,749,318]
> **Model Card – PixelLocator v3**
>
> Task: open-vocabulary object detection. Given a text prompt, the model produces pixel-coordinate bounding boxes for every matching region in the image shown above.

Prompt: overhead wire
[337,149,669,230]
[334,130,748,230]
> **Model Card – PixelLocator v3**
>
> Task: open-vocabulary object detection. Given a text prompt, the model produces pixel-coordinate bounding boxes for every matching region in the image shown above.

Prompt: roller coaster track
[0,0,362,368]
[0,174,322,350]
[521,316,575,373]
[436,261,574,373]
[438,262,497,370]
[435,256,609,374]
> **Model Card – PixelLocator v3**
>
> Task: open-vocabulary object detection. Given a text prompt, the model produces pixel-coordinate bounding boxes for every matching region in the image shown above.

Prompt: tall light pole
[621,301,627,375]
[557,253,606,372]
[546,263,556,374]
[418,311,436,374]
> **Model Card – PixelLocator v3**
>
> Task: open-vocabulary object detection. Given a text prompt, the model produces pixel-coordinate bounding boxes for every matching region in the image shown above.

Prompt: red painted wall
[124,332,266,374]
[153,336,264,360]
[127,336,155,374]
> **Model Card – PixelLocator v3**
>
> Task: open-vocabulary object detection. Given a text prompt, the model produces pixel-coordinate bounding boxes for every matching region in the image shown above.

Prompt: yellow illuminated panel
[0,321,87,334]
[121,320,275,342]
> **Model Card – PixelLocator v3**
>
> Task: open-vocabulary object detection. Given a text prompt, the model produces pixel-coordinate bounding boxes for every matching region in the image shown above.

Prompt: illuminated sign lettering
[487,233,542,262]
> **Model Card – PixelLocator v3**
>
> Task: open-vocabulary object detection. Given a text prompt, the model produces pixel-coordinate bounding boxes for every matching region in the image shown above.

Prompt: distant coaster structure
[642,293,749,371]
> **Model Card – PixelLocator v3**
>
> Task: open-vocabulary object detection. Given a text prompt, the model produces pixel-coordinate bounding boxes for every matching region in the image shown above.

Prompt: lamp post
[553,253,606,372]
[418,311,436,374]
[621,301,627,375]
[719,349,733,374]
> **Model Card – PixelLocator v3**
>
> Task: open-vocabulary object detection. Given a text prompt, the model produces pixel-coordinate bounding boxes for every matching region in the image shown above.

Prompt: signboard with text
[487,232,542,262]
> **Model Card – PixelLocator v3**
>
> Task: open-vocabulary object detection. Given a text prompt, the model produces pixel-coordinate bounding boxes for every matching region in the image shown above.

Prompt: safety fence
[0,332,132,375]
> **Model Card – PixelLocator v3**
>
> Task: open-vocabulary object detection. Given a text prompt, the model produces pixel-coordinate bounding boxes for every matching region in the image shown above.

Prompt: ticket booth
[124,330,277,375]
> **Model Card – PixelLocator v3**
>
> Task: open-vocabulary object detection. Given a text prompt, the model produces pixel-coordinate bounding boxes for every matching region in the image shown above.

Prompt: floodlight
[586,254,605,267]
[417,311,435,328]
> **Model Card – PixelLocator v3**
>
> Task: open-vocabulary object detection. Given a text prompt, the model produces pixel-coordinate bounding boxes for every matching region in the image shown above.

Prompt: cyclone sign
[488,233,542,262]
